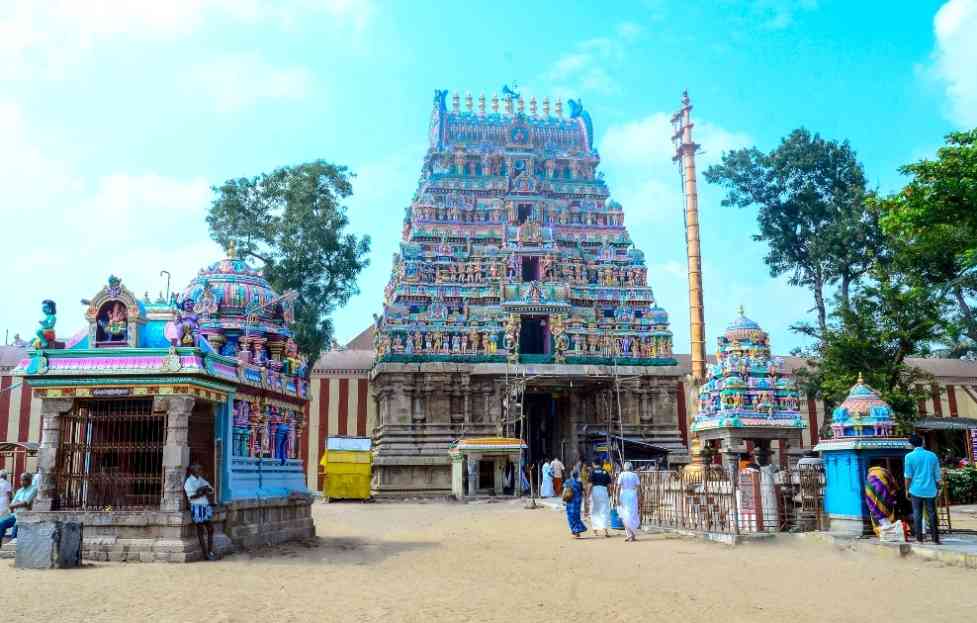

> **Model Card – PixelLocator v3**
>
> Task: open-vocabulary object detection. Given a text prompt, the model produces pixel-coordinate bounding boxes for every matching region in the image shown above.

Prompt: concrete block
[15,521,83,569]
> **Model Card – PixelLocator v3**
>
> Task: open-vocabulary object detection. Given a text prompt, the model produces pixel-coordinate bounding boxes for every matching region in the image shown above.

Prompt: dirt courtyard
[1,500,973,622]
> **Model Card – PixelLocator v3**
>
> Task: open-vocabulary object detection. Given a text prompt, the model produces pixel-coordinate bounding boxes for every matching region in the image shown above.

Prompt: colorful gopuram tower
[691,307,805,466]
[370,89,688,497]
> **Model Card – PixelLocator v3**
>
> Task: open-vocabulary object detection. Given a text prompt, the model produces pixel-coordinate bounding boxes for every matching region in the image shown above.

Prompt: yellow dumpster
[319,436,372,501]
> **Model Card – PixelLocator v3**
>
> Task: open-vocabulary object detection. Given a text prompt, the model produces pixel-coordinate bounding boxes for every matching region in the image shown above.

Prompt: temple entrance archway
[519,393,556,467]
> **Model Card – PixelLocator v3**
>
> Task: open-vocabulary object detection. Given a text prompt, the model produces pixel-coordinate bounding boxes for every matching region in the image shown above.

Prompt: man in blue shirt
[904,435,942,544]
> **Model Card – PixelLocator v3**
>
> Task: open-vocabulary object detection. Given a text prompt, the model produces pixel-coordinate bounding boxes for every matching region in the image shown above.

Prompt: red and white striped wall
[0,373,42,477]
[303,375,375,491]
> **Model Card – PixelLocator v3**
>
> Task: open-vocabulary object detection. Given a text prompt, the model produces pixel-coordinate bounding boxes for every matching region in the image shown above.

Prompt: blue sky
[2,0,975,356]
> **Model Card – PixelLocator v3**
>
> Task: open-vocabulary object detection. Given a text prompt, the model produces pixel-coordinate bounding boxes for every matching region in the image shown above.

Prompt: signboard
[91,387,131,398]
[969,430,977,464]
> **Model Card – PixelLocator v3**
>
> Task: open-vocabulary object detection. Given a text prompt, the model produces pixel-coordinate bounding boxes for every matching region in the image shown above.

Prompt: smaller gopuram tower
[691,307,805,467]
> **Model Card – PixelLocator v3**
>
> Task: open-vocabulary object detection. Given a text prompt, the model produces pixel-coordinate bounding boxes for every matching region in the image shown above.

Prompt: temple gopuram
[13,250,314,562]
[370,89,689,496]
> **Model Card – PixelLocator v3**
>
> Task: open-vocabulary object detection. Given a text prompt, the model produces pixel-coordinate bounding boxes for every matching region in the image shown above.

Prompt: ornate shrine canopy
[828,374,897,439]
[15,251,309,404]
[373,89,675,367]
[692,307,805,433]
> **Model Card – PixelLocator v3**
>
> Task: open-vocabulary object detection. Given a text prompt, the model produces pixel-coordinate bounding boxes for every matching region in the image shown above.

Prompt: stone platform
[12,495,314,562]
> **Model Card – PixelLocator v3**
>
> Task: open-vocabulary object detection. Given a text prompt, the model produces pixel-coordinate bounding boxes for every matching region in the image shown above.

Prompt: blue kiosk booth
[814,375,911,536]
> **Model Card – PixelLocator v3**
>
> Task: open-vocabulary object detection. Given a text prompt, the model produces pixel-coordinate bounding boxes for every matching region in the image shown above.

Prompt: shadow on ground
[223,535,438,566]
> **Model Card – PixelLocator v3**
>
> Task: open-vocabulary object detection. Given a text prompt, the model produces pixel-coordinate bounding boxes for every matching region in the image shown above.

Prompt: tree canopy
[704,128,875,339]
[796,252,940,433]
[876,129,977,358]
[208,160,371,365]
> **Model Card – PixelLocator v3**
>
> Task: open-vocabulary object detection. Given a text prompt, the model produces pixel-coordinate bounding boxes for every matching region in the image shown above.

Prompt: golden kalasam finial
[737,304,745,316]
[226,240,237,258]
[857,371,864,384]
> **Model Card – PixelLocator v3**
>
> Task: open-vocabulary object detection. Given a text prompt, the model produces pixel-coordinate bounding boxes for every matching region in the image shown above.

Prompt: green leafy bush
[944,467,977,504]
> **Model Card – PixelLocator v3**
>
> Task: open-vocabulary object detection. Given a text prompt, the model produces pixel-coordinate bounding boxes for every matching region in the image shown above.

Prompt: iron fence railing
[581,464,827,536]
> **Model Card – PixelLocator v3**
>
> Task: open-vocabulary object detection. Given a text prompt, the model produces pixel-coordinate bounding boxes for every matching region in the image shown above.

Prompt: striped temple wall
[0,374,43,477]
[3,350,976,491]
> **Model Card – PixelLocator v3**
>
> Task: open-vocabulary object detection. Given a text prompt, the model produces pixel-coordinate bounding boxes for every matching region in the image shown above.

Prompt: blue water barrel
[610,507,624,530]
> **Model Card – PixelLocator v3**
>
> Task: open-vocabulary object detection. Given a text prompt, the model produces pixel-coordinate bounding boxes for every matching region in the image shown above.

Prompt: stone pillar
[514,452,524,495]
[34,398,74,512]
[466,454,480,497]
[489,382,504,436]
[568,392,582,462]
[493,457,504,495]
[157,395,195,512]
[450,453,464,500]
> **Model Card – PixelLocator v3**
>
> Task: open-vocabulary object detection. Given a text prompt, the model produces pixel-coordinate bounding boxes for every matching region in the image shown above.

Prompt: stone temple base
[370,362,690,498]
[18,496,314,563]
[828,514,869,537]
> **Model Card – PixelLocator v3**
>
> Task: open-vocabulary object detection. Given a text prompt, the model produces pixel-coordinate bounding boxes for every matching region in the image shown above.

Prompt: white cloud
[600,111,752,224]
[189,54,314,112]
[539,23,639,97]
[749,0,819,30]
[929,0,977,127]
[0,0,372,80]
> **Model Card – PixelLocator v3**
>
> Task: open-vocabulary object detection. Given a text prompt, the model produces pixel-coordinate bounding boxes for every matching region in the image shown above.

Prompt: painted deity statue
[174,297,200,347]
[32,299,57,349]
[99,301,128,342]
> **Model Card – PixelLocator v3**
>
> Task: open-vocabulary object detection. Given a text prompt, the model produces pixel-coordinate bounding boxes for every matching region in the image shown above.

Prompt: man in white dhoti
[540,461,555,497]
[589,460,612,537]
[616,462,641,542]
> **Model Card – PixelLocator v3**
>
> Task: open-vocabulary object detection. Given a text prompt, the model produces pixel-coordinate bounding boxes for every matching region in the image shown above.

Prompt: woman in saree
[588,460,612,537]
[616,462,641,542]
[563,470,587,538]
[865,461,899,535]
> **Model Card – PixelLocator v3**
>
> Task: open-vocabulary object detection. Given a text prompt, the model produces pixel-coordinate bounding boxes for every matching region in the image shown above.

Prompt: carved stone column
[33,397,74,512]
[466,454,480,496]
[157,395,195,512]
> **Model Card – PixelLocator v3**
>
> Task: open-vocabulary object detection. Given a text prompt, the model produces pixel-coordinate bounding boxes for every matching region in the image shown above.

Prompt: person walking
[904,435,942,544]
[563,469,587,538]
[540,460,555,498]
[589,460,612,537]
[550,457,565,496]
[616,462,641,542]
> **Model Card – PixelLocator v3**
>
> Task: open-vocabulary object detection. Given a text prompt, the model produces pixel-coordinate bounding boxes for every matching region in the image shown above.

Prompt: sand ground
[1,500,973,623]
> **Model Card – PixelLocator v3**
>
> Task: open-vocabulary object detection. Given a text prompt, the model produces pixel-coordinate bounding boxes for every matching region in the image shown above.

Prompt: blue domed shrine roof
[691,306,803,434]
[829,374,896,438]
[723,306,766,341]
[180,251,295,338]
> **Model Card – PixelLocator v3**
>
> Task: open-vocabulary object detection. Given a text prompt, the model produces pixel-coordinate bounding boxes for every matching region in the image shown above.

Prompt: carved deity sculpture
[98,301,128,343]
[32,299,57,349]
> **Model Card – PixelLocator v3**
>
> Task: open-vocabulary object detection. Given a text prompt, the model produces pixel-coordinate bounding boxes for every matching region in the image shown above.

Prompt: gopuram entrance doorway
[519,393,556,466]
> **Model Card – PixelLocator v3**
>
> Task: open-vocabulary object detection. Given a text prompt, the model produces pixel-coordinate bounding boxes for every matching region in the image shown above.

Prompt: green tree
[704,129,877,339]
[208,160,371,364]
[796,253,941,433]
[877,129,977,358]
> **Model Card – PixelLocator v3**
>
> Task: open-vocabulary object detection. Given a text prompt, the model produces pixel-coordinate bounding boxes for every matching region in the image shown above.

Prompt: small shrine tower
[15,251,314,561]
[815,375,911,535]
[691,307,805,466]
